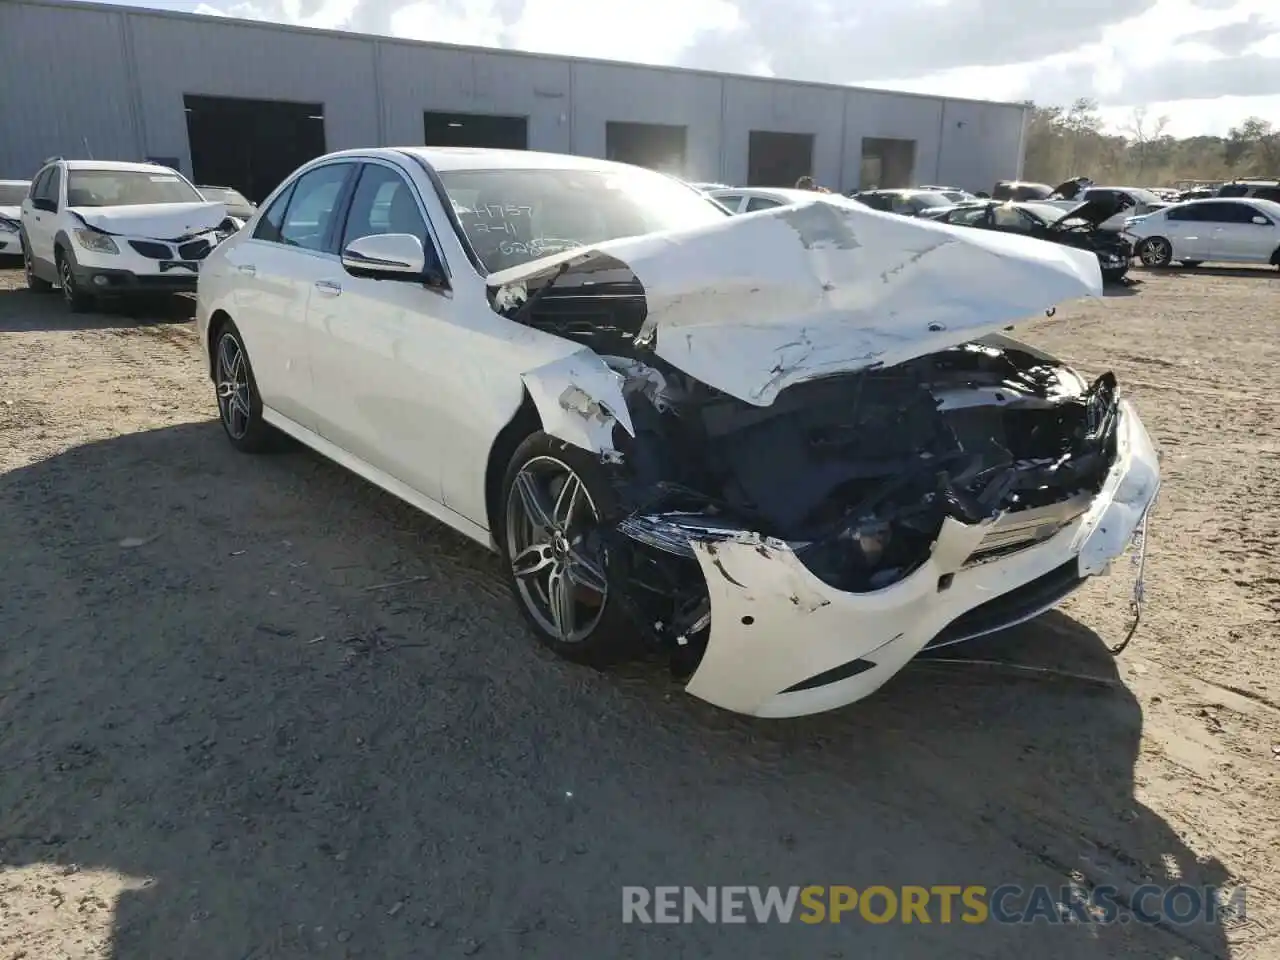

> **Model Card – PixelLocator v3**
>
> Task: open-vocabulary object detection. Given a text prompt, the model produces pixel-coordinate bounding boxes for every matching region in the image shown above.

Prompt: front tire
[22,237,53,292]
[1136,237,1173,268]
[212,319,278,453]
[56,249,94,312]
[499,432,639,666]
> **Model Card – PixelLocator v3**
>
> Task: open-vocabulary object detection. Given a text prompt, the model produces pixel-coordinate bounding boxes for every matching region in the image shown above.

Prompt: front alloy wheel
[1137,237,1173,268]
[506,456,609,644]
[500,435,638,666]
[58,254,93,312]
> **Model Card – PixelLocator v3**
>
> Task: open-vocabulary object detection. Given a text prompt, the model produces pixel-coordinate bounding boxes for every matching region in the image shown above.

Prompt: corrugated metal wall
[0,0,1028,192]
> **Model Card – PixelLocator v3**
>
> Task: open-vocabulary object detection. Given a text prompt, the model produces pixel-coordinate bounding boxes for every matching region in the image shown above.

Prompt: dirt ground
[0,260,1277,960]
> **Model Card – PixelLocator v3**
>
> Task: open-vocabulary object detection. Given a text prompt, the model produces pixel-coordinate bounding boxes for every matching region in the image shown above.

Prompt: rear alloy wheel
[1136,237,1173,268]
[57,251,94,312]
[213,321,278,453]
[23,239,53,292]
[500,433,638,666]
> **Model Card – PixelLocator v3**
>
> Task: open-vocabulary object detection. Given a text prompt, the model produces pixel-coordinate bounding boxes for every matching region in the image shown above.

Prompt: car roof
[371,146,648,175]
[58,159,180,173]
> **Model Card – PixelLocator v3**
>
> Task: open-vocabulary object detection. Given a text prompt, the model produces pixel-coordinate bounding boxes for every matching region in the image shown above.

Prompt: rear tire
[56,249,95,312]
[1136,237,1173,268]
[499,432,640,667]
[212,319,278,454]
[22,236,53,292]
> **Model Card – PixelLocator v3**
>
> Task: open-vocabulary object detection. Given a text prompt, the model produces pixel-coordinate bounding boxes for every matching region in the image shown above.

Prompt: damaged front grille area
[600,340,1123,670]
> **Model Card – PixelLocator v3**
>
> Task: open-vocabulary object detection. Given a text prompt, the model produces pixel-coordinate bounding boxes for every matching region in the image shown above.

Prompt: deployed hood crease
[487,198,1103,407]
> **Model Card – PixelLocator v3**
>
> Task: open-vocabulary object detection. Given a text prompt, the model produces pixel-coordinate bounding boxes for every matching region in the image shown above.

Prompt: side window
[745,195,782,212]
[713,193,743,210]
[951,207,989,226]
[341,163,428,251]
[46,167,63,209]
[1235,205,1270,224]
[28,168,51,203]
[1166,205,1202,222]
[1197,202,1245,224]
[1254,187,1280,203]
[278,163,353,252]
[992,204,1031,230]
[253,182,295,243]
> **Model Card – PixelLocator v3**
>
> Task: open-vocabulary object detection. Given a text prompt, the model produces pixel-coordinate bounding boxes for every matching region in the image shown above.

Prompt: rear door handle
[237,264,256,276]
[314,280,342,296]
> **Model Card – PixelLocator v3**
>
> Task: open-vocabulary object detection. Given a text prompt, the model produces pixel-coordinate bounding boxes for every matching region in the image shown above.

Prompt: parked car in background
[850,188,953,216]
[0,179,30,257]
[919,184,979,203]
[707,186,817,213]
[20,158,238,311]
[992,180,1054,201]
[1216,179,1280,203]
[1040,186,1166,232]
[198,185,256,226]
[1125,197,1280,269]
[922,198,1133,282]
[195,145,1158,719]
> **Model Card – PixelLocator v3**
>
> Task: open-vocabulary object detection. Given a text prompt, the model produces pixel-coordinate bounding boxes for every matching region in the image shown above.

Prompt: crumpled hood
[0,205,20,223]
[68,201,227,239]
[487,198,1103,407]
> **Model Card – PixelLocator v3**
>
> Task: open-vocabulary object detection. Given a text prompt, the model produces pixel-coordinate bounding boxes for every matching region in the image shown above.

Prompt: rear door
[220,160,357,429]
[23,166,58,270]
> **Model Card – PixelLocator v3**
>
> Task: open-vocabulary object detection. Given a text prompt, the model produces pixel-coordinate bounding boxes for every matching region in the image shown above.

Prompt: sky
[89,0,1280,137]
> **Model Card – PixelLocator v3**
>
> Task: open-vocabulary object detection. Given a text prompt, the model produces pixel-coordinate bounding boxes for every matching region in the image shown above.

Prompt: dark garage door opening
[861,137,916,189]
[184,95,326,205]
[605,122,687,174]
[424,112,528,150]
[748,131,814,187]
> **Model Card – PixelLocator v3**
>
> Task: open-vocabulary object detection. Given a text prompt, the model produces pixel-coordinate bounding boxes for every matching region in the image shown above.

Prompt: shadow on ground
[0,283,194,332]
[0,422,1235,959]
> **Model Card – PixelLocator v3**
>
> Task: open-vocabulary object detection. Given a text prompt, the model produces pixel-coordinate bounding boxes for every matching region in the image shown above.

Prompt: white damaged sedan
[196,148,1160,718]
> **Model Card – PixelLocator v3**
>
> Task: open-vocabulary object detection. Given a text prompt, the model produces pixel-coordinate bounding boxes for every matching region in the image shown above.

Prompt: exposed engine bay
[501,269,1121,673]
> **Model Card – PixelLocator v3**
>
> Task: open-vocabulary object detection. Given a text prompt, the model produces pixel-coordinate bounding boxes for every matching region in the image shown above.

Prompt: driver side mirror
[31,198,56,213]
[342,233,430,281]
[1252,215,1270,225]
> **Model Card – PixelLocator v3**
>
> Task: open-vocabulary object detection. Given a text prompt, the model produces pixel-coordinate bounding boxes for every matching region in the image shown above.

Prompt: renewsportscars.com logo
[622,885,1247,926]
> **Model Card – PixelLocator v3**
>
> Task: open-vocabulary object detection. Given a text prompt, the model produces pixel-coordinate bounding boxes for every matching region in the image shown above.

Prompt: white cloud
[89,0,1280,135]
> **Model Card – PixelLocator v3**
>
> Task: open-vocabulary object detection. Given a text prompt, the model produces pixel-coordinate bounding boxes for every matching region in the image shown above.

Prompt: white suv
[20,158,235,312]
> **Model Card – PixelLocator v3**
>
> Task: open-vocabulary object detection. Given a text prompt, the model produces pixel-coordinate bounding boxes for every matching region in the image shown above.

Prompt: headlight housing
[73,229,119,255]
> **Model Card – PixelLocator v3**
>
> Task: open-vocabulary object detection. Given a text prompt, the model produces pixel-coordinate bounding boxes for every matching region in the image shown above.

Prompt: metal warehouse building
[1,0,1029,202]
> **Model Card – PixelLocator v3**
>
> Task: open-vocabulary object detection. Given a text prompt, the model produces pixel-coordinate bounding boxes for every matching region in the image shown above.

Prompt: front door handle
[237,264,256,276]
[314,280,342,296]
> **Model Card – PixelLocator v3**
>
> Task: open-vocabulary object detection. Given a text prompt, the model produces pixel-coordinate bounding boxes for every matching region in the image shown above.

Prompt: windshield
[66,169,203,207]
[199,186,251,209]
[910,191,952,209]
[437,167,729,272]
[0,183,28,205]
